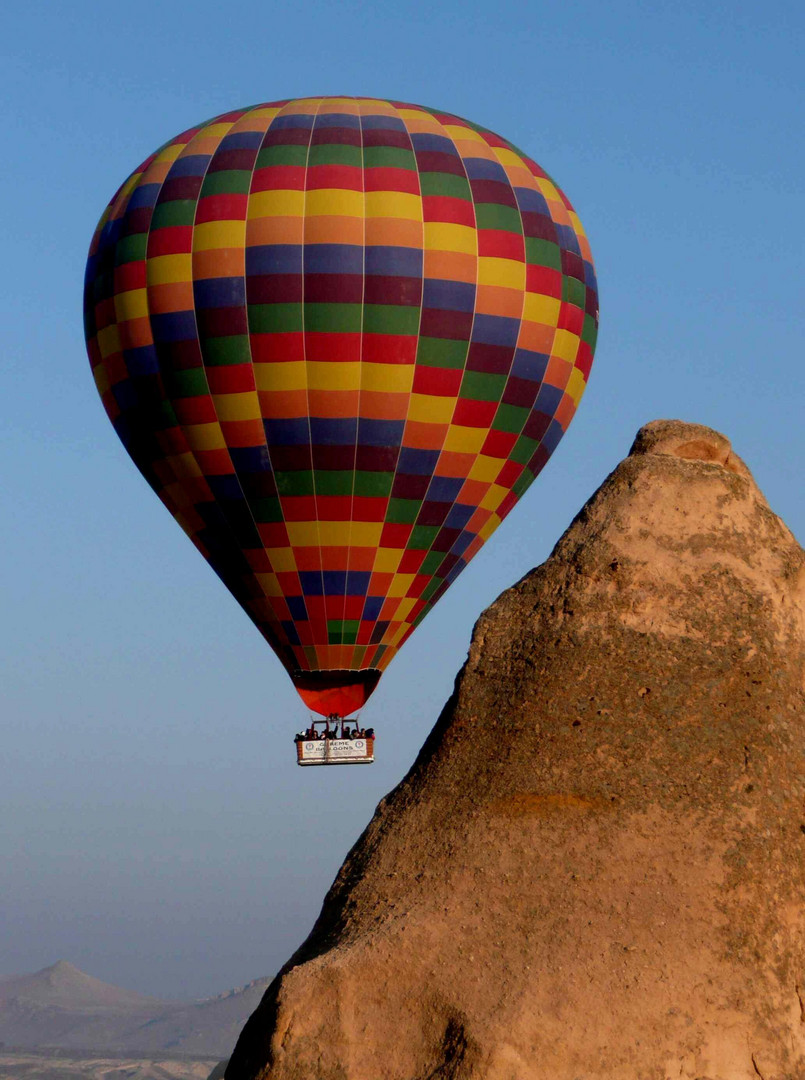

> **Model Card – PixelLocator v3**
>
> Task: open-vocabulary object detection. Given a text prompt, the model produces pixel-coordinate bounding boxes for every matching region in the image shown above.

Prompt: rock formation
[227,420,805,1080]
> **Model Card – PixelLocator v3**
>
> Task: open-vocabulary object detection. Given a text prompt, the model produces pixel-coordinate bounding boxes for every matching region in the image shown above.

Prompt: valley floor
[0,1049,218,1080]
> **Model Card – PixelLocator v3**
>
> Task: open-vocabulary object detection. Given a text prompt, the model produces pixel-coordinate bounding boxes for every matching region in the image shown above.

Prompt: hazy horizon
[0,958,261,1001]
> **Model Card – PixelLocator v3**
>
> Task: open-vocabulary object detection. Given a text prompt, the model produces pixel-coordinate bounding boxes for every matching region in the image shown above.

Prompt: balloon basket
[294,717,375,767]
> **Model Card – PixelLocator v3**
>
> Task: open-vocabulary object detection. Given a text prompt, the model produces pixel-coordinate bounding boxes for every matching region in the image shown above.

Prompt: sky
[1,0,802,1001]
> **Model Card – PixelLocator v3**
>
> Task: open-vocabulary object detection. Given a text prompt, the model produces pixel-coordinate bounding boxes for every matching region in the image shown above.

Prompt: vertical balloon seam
[398,104,486,653]
[389,107,481,652]
[120,147,187,512]
[166,114,279,644]
[353,99,416,673]
[430,111,515,615]
[497,151,560,528]
[424,111,508,626]
[467,123,553,581]
[256,99,322,673]
[499,165,554,531]
[187,113,258,612]
[243,101,312,668]
[527,156,587,490]
[90,131,281,660]
[206,104,294,654]
[492,126,545,523]
[297,95,329,671]
[346,98,374,673]
[86,172,142,472]
[262,99,318,670]
[372,100,427,671]
[272,99,333,673]
[101,149,187,509]
[153,113,289,664]
[362,105,447,667]
[452,135,574,557]
[378,106,445,648]
[242,103,305,657]
[109,138,265,641]
[334,98,366,668]
[358,100,414,673]
[351,96,394,676]
[352,96,379,673]
[373,99,428,671]
[250,100,324,672]
[356,96,385,672]
[141,128,221,553]
[445,116,530,605]
[443,119,518,604]
[409,119,584,633]
[171,115,269,622]
[358,101,418,673]
[301,98,332,665]
[482,137,565,547]
[402,111,527,627]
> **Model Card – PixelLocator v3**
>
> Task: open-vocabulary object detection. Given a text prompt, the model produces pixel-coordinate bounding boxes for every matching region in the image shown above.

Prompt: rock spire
[228,421,805,1080]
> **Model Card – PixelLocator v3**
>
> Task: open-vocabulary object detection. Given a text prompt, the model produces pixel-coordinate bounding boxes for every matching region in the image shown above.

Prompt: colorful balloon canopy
[84,97,599,717]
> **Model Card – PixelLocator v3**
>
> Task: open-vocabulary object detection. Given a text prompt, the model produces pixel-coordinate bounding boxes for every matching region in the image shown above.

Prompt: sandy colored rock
[228,420,805,1080]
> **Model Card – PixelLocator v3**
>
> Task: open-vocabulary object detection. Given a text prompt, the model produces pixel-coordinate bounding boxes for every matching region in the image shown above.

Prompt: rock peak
[44,959,81,976]
[228,420,804,1080]
[628,417,753,477]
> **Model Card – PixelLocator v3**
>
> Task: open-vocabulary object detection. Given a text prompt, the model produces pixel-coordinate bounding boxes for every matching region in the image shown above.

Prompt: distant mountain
[0,961,164,1011]
[0,961,270,1057]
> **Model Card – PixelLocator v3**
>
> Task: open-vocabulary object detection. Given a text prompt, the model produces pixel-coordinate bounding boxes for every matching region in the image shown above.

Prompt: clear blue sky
[1,0,802,1000]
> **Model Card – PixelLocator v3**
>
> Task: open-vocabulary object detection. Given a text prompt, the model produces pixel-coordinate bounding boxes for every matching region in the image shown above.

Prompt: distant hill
[0,961,270,1057]
[114,981,272,1057]
[0,961,164,1012]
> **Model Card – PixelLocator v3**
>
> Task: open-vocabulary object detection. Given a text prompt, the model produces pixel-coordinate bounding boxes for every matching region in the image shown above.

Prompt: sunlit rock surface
[228,421,805,1080]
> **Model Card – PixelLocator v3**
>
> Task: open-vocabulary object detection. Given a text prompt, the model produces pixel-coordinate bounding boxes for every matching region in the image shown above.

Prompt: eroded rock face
[228,421,805,1080]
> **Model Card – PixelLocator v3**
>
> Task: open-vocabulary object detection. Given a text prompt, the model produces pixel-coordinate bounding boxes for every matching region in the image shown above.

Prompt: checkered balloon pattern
[84,97,599,717]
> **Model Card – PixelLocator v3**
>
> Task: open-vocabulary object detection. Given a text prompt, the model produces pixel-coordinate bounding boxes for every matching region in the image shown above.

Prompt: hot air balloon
[84,97,598,762]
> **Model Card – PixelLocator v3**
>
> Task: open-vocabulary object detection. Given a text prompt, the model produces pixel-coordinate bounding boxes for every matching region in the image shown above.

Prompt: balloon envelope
[84,97,599,716]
